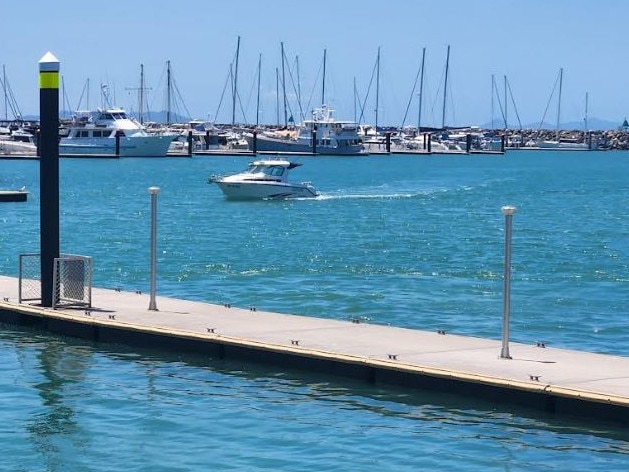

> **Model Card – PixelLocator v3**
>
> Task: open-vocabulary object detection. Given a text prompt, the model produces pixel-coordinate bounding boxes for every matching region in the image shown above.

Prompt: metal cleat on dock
[291,339,299,346]
[207,327,215,333]
[529,375,541,382]
[437,329,447,335]
[388,354,398,360]
[536,341,547,348]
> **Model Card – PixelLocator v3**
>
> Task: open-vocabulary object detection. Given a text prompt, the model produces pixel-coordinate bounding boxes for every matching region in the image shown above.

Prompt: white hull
[246,134,365,155]
[534,140,590,150]
[60,135,174,157]
[214,181,318,200]
[0,139,36,154]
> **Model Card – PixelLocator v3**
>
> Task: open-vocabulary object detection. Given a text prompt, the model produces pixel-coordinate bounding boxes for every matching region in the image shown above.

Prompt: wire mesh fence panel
[52,255,92,308]
[19,253,42,303]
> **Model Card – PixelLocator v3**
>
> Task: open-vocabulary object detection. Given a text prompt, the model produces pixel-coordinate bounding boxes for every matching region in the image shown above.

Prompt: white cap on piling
[148,186,160,195]
[38,52,60,72]
[501,205,516,216]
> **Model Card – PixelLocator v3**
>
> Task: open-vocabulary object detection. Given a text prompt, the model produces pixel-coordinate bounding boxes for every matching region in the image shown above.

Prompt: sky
[1,0,628,129]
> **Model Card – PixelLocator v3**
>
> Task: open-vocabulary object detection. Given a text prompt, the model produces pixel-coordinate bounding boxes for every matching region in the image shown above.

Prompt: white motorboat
[60,107,175,157]
[208,159,318,200]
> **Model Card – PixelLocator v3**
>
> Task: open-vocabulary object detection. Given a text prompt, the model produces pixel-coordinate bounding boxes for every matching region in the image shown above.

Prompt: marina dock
[0,274,627,423]
[0,190,28,202]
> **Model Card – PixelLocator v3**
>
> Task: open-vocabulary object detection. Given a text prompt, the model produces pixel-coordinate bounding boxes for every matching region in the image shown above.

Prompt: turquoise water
[1,151,629,470]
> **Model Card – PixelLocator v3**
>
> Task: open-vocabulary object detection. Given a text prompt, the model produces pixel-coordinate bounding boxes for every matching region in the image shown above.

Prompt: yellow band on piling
[39,71,59,89]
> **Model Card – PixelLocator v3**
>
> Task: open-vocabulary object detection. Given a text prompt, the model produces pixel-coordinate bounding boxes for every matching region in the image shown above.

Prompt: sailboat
[534,68,590,150]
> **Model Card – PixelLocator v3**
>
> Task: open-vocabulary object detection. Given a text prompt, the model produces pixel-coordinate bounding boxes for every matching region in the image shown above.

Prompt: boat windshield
[249,165,285,177]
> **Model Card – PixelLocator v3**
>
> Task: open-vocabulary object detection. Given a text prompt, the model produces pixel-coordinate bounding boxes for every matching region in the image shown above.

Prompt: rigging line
[74,79,89,112]
[148,65,167,116]
[278,73,296,125]
[171,80,192,120]
[492,76,506,127]
[241,62,260,125]
[214,65,233,123]
[235,82,248,125]
[537,68,561,132]
[304,57,323,117]
[429,63,446,127]
[354,80,366,125]
[400,50,424,129]
[505,77,522,130]
[357,54,378,125]
[0,75,22,120]
[282,46,304,123]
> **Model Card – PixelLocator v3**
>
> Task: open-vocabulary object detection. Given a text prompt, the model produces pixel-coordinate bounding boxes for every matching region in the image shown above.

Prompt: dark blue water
[1,151,628,470]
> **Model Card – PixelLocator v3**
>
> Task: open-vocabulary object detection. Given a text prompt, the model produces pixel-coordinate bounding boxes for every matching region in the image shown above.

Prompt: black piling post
[38,52,60,308]
[427,134,432,153]
[205,130,210,150]
[501,134,506,153]
[423,133,427,150]
[466,134,472,153]
[187,130,193,156]
[115,130,121,156]
[252,130,257,154]
[385,132,391,153]
[311,126,317,154]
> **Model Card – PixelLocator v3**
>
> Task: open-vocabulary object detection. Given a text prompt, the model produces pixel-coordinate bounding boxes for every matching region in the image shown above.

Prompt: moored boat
[244,105,365,155]
[60,108,175,157]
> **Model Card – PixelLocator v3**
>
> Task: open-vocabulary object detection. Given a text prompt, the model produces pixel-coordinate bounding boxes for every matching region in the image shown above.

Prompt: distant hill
[479,117,622,131]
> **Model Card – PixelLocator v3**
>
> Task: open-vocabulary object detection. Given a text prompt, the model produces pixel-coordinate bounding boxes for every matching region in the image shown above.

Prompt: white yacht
[60,108,175,157]
[208,159,318,200]
[244,105,365,155]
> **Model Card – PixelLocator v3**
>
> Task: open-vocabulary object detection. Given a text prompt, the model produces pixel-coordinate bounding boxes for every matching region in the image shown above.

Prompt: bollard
[500,205,516,359]
[115,130,122,156]
[148,187,160,311]
[39,52,60,308]
[252,130,257,154]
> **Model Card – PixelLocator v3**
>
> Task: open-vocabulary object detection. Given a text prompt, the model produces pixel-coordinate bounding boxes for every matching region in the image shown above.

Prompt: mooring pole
[500,205,516,359]
[39,52,60,307]
[148,187,160,311]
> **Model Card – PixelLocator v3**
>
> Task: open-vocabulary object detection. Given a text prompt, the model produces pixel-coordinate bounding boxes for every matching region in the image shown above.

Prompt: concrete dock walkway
[0,275,627,422]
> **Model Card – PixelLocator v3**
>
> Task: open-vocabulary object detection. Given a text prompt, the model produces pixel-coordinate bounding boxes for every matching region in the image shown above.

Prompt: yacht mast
[281,41,287,127]
[417,47,426,132]
[584,91,589,132]
[321,48,327,105]
[256,54,261,128]
[375,46,380,132]
[556,67,563,136]
[441,44,450,129]
[275,67,280,126]
[139,64,145,124]
[353,76,357,124]
[232,35,240,127]
[504,74,508,129]
[166,60,172,125]
[491,74,495,131]
[3,65,6,120]
[296,55,302,121]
